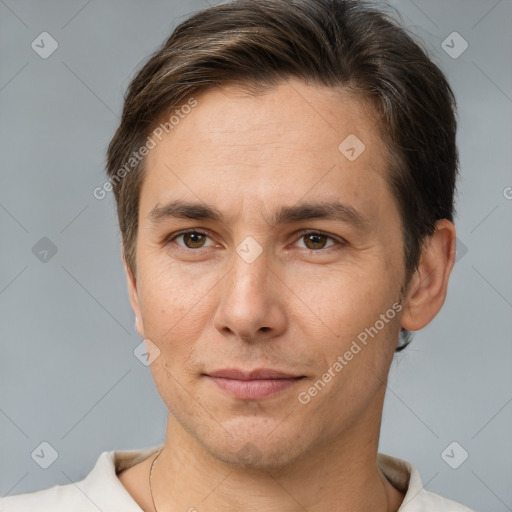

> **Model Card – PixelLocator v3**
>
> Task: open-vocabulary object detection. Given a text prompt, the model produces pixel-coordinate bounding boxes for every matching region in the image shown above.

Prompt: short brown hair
[106,0,458,351]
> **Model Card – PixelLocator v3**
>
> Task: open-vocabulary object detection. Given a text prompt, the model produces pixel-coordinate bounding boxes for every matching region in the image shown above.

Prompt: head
[106,0,458,468]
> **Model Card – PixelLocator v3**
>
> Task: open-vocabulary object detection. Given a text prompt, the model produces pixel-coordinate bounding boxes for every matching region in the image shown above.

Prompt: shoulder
[0,449,115,512]
[377,452,477,512]
[407,489,476,511]
[0,482,93,512]
[0,446,161,512]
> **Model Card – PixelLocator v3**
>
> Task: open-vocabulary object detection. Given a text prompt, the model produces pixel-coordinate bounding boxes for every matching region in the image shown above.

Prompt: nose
[213,247,287,343]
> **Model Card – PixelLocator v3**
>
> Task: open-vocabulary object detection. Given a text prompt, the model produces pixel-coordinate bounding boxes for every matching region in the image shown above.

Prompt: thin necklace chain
[149,449,163,512]
[149,448,391,512]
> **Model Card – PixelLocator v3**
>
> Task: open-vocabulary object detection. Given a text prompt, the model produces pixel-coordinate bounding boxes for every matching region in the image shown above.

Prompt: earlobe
[400,219,456,332]
[121,244,145,339]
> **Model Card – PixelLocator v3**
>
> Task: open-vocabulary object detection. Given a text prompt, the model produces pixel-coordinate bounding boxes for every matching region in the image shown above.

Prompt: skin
[118,79,456,512]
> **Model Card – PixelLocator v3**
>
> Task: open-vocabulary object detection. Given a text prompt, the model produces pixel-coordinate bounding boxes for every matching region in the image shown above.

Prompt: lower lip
[206,376,303,400]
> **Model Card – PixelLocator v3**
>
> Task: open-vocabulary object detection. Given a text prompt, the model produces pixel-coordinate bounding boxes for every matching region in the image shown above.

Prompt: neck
[150,389,403,512]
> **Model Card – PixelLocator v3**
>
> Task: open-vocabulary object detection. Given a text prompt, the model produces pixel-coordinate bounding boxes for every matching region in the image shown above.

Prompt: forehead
[153,81,383,155]
[140,79,392,223]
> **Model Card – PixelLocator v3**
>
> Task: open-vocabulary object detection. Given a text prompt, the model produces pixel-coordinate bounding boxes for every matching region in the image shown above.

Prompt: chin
[200,418,314,470]
[213,442,303,470]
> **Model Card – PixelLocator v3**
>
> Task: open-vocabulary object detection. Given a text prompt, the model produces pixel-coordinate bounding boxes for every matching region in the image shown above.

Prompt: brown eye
[304,233,327,249]
[170,231,211,249]
[297,232,338,251]
[182,232,207,248]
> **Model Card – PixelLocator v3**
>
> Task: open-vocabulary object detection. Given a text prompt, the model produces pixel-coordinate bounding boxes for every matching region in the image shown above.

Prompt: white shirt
[0,444,476,511]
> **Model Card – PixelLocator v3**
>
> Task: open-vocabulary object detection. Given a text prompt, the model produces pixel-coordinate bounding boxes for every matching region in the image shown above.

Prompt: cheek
[138,252,202,322]
[148,354,207,434]
[136,268,204,370]
[301,257,403,392]
[139,275,206,410]
[296,274,401,425]
[303,262,399,338]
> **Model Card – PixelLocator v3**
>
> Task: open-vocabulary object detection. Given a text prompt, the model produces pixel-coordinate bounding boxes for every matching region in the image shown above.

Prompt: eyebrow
[148,199,369,228]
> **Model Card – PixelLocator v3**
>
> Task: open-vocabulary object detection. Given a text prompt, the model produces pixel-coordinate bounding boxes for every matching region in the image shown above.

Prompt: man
[1,0,476,510]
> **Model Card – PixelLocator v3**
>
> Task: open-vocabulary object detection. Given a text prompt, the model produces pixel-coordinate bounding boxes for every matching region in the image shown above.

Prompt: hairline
[125,79,411,284]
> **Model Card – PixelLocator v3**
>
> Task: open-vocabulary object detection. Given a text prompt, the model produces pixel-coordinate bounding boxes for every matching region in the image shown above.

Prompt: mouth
[204,368,306,400]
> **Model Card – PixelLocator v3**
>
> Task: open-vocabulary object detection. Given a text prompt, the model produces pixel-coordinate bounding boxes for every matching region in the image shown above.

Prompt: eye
[168,230,214,249]
[165,229,345,252]
[294,231,343,251]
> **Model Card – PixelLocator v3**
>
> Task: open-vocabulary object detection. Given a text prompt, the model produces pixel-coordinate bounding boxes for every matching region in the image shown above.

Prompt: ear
[121,243,145,339]
[400,219,457,332]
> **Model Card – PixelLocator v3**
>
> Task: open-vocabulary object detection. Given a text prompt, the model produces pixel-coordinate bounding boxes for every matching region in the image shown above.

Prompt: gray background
[0,0,511,510]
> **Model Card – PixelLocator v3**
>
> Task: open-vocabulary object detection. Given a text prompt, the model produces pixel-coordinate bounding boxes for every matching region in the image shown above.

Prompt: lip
[207,368,300,380]
[205,368,305,400]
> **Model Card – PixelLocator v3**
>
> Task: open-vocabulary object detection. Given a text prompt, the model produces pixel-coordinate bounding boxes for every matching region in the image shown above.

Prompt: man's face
[127,80,407,468]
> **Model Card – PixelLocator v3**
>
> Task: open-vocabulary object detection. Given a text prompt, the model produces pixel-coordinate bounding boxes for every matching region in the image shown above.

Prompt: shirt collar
[82,445,447,511]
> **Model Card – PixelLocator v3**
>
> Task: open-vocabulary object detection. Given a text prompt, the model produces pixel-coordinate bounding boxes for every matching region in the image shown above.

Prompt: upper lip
[206,368,302,380]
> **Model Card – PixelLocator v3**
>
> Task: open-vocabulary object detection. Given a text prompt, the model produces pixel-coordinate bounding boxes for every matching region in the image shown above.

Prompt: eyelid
[165,228,347,251]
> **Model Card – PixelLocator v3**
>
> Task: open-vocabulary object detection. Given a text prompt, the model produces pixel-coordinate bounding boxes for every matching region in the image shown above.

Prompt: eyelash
[165,229,346,253]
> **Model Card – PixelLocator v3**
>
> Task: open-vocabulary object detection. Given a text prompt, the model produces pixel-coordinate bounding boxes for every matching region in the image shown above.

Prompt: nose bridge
[217,187,281,302]
[229,237,271,299]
